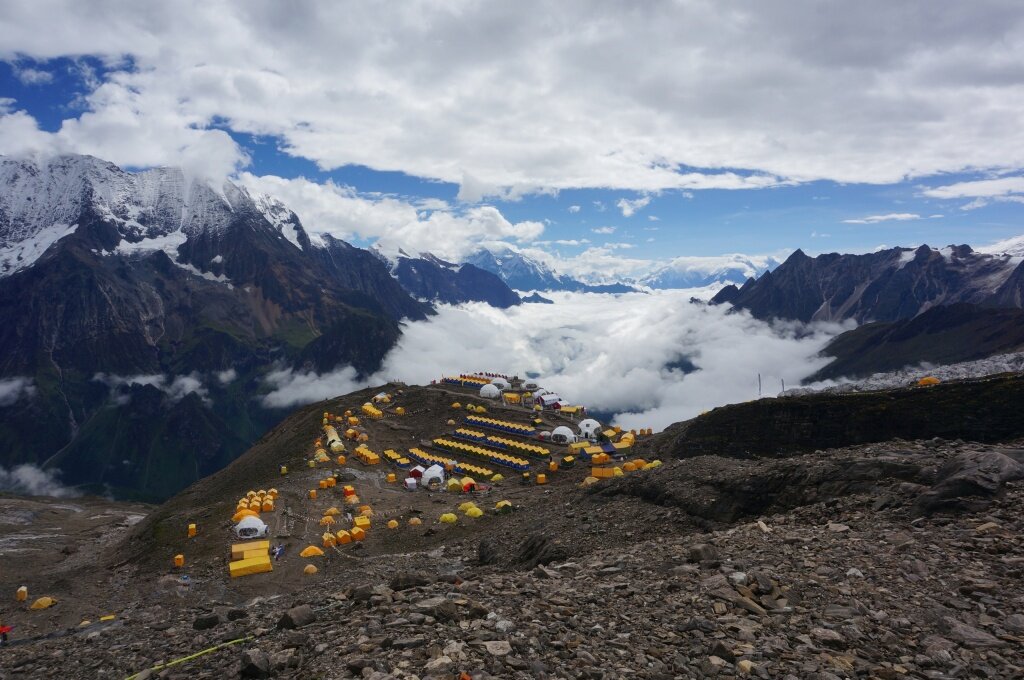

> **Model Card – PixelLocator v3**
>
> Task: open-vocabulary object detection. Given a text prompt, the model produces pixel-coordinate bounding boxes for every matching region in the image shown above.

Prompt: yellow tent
[460,476,476,486]
[491,473,504,483]
[451,402,462,409]
[465,507,484,518]
[446,479,462,492]
[300,546,325,558]
[336,530,352,544]
[350,527,366,541]
[16,586,28,602]
[408,517,423,526]
[387,519,399,529]
[322,532,336,548]
[304,564,318,575]
[30,596,57,610]
[918,376,941,386]
[580,476,600,487]
[495,500,512,510]
[439,513,458,524]
[324,507,341,516]
[232,509,259,523]
[458,501,478,513]
[320,515,336,526]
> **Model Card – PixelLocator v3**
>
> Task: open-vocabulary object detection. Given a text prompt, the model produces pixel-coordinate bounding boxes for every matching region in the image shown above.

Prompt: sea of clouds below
[264,289,849,430]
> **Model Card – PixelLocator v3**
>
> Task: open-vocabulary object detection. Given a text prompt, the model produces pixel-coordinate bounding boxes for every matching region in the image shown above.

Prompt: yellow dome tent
[387,519,399,529]
[580,476,600,487]
[350,527,366,541]
[300,546,325,558]
[446,479,462,492]
[304,564,318,575]
[320,515,336,526]
[458,501,478,513]
[408,517,423,526]
[918,376,941,386]
[491,473,504,483]
[16,586,28,602]
[324,507,341,516]
[336,530,352,544]
[465,506,484,518]
[322,532,336,548]
[232,509,259,523]
[439,513,458,524]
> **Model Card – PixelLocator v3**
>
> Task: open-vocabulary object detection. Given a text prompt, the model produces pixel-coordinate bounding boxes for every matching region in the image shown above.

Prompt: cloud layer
[263,291,844,430]
[2,2,1024,196]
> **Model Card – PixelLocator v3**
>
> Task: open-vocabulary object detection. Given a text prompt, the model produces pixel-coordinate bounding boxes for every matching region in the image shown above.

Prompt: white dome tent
[234,515,269,539]
[551,425,578,444]
[422,464,445,488]
[479,384,501,399]
[578,419,602,439]
[491,377,511,390]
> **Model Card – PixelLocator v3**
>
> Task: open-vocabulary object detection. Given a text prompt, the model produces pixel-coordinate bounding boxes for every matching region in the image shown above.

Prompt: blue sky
[2,3,1023,272]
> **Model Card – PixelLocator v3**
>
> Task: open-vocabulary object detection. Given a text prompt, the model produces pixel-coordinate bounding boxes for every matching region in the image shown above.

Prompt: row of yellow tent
[432,438,530,471]
[407,447,495,479]
[463,414,535,436]
[354,444,381,465]
[382,448,412,467]
[361,402,383,419]
[586,459,663,482]
[485,434,550,457]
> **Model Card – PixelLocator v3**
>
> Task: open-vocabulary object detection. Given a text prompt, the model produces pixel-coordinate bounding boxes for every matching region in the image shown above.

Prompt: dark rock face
[809,303,1024,381]
[915,450,1024,515]
[647,375,1024,461]
[0,154,429,500]
[719,245,1023,323]
[392,255,522,308]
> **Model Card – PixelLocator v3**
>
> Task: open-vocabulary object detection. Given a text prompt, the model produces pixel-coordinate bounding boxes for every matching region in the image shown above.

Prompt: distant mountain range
[464,245,637,293]
[0,154,529,499]
[712,244,1024,323]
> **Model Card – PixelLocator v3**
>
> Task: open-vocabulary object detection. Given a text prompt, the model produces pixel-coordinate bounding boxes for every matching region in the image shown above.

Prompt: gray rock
[192,613,221,631]
[688,543,719,563]
[239,648,270,679]
[484,640,512,656]
[276,604,316,630]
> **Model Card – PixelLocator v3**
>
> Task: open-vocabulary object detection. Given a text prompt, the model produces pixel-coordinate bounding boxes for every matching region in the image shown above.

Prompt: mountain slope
[0,153,430,499]
[807,303,1024,382]
[711,245,1023,323]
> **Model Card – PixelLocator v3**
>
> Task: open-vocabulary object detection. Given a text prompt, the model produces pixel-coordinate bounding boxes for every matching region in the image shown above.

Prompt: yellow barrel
[548,461,558,472]
[174,554,185,568]
[309,489,317,500]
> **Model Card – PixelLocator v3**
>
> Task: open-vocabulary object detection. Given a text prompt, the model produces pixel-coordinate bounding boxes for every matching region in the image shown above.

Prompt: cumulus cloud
[591,226,616,235]
[216,368,237,385]
[617,196,651,217]
[4,3,1022,194]
[261,291,844,430]
[94,372,210,405]
[568,205,581,213]
[842,213,921,224]
[261,365,363,409]
[13,65,53,85]
[238,173,543,260]
[0,464,79,497]
[0,377,36,407]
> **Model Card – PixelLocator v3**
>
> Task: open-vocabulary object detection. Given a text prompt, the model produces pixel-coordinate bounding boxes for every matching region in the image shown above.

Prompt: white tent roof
[235,516,267,531]
[491,377,510,389]
[480,384,501,398]
[578,419,602,436]
[538,393,561,405]
[423,464,445,483]
[552,425,575,438]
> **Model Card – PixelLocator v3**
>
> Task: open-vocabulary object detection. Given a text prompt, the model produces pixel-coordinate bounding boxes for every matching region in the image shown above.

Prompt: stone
[941,617,1006,648]
[239,648,270,679]
[710,640,735,663]
[737,659,755,674]
[484,640,512,656]
[1003,614,1024,633]
[192,613,221,631]
[846,568,864,578]
[827,523,850,532]
[276,604,316,630]
[811,627,846,648]
[389,571,433,591]
[392,637,427,649]
[688,543,719,563]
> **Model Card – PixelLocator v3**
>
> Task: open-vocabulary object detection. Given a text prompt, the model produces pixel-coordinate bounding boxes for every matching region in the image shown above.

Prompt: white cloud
[591,226,616,234]
[0,377,36,407]
[568,205,580,213]
[238,173,544,260]
[94,372,210,405]
[842,213,921,224]
[923,176,1024,199]
[604,242,635,249]
[3,3,1023,194]
[370,291,843,431]
[13,65,53,85]
[216,368,237,385]
[261,364,364,409]
[647,215,659,221]
[0,464,79,498]
[617,196,651,217]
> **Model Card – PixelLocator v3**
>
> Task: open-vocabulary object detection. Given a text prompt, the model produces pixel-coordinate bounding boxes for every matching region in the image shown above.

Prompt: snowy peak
[641,253,785,289]
[978,234,1024,258]
[251,191,310,251]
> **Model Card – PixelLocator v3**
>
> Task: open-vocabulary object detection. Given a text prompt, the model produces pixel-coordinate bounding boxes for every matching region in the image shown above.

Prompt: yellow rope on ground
[123,635,253,680]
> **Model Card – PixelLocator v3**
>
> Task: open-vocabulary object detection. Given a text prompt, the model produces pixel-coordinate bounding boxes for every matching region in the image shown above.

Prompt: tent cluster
[452,428,551,459]
[361,402,383,419]
[441,374,493,388]
[229,540,273,578]
[382,448,412,468]
[406,447,494,480]
[587,458,662,483]
[354,444,381,465]
[432,438,530,472]
[232,488,278,522]
[463,414,536,437]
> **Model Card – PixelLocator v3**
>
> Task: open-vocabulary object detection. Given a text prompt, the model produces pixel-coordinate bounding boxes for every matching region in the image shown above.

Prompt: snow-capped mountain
[978,234,1024,258]
[464,243,636,293]
[0,153,435,500]
[640,253,785,289]
[371,246,522,308]
[713,244,1024,323]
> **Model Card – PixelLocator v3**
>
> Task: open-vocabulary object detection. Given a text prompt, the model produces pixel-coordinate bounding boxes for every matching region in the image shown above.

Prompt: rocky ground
[1,434,1021,679]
